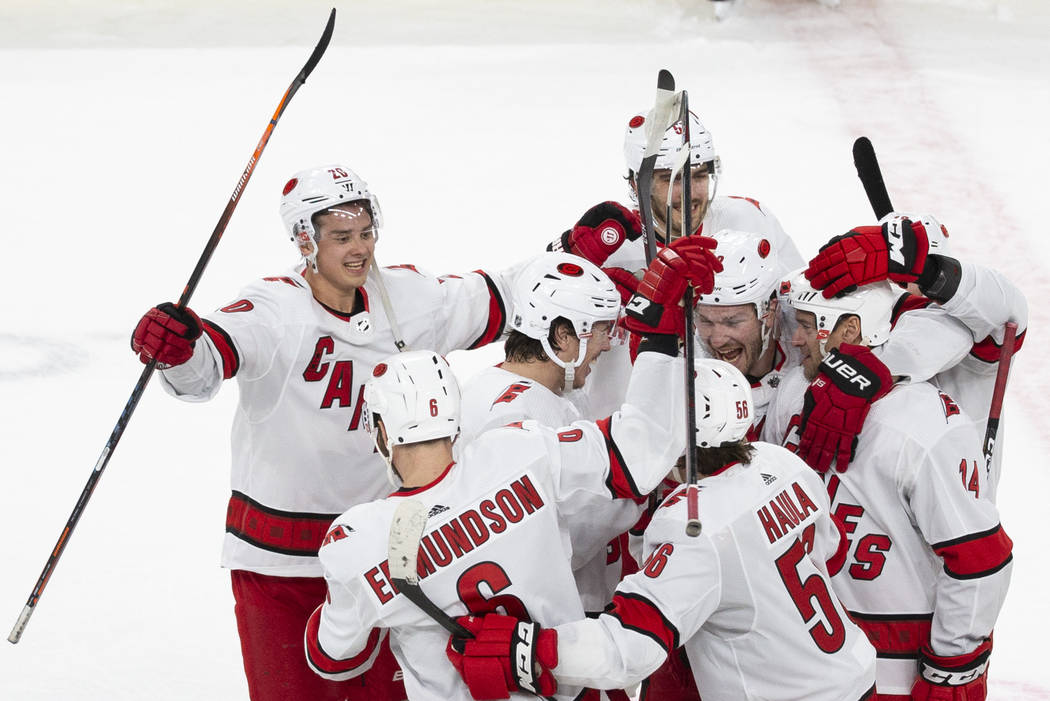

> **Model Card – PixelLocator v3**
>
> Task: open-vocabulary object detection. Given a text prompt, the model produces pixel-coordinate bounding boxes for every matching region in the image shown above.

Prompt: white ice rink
[1,0,1048,698]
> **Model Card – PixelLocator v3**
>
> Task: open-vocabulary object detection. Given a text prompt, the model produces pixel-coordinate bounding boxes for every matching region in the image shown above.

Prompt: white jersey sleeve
[937,259,1028,346]
[872,295,973,384]
[554,446,875,700]
[458,366,580,447]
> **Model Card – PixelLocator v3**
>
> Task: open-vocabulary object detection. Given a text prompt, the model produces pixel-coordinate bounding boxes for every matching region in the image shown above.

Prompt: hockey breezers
[7,8,337,645]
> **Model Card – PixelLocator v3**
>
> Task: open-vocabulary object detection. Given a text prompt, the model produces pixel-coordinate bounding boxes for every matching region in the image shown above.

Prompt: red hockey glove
[550,201,642,266]
[911,640,991,701]
[805,216,930,298]
[622,235,721,338]
[446,614,558,700]
[131,302,203,368]
[797,344,893,474]
[603,266,641,306]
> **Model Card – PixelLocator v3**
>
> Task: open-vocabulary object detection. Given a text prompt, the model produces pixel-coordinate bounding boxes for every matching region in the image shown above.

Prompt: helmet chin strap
[369,420,402,488]
[540,336,589,394]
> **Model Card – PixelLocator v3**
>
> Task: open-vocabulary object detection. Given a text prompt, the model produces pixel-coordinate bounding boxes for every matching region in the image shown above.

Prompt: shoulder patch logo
[492,382,531,407]
[320,524,354,548]
[939,392,960,420]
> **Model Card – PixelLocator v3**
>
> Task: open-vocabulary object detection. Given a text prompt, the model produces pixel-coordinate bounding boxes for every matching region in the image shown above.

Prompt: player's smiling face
[312,203,376,291]
[697,303,764,376]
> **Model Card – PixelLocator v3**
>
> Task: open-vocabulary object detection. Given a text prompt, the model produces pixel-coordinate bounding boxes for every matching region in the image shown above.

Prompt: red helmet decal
[779,280,792,294]
[940,224,950,238]
[757,239,771,258]
[282,178,298,196]
[628,115,645,129]
[557,262,584,277]
[373,363,388,377]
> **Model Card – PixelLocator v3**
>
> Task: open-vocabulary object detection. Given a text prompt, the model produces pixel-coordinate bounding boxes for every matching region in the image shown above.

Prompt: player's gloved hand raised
[911,640,991,701]
[797,344,893,474]
[131,302,203,368]
[805,216,930,298]
[623,235,721,338]
[446,613,558,700]
[603,266,641,306]
[549,201,642,267]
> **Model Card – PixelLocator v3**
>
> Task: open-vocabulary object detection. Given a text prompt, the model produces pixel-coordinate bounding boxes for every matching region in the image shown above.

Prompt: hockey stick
[982,321,1018,471]
[671,91,702,538]
[852,137,895,219]
[388,499,474,637]
[7,8,337,646]
[637,69,677,265]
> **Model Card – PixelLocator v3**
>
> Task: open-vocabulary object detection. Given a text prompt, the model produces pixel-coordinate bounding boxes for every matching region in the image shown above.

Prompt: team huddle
[130,95,1027,701]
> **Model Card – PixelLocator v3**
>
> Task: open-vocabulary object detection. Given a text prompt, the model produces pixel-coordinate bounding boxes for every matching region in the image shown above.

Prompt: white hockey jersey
[157,263,512,576]
[459,364,645,612]
[304,352,687,701]
[553,444,876,701]
[583,195,805,419]
[762,368,1013,697]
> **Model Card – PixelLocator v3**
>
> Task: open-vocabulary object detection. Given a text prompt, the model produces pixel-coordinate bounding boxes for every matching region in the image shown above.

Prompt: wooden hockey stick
[7,8,337,645]
[852,136,895,219]
[982,321,1018,469]
[388,499,473,638]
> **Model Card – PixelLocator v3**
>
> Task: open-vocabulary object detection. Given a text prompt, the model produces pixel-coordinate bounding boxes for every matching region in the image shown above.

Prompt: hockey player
[763,273,1013,701]
[304,239,721,700]
[460,251,646,618]
[548,108,805,419]
[446,360,877,701]
[801,213,1027,498]
[129,164,517,701]
[458,252,621,447]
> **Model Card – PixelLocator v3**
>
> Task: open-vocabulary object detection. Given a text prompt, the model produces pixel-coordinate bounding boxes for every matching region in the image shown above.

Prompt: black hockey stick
[388,500,473,638]
[7,8,337,645]
[670,91,702,538]
[982,321,1018,471]
[637,69,677,264]
[852,137,895,219]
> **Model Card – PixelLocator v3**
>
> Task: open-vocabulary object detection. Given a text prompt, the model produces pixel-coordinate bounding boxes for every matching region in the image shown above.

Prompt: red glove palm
[806,216,930,298]
[446,614,558,700]
[551,201,642,266]
[623,235,721,338]
[911,641,991,701]
[797,344,893,474]
[131,302,203,367]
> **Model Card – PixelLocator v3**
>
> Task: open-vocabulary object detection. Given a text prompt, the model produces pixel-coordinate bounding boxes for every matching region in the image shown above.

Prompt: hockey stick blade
[852,137,895,220]
[638,69,678,264]
[388,500,473,639]
[8,9,337,646]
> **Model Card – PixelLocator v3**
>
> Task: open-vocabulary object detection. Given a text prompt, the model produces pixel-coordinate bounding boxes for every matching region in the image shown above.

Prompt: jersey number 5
[775,534,846,654]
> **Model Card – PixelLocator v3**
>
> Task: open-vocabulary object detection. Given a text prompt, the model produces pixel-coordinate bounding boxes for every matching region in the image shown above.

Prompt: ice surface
[1,0,1047,698]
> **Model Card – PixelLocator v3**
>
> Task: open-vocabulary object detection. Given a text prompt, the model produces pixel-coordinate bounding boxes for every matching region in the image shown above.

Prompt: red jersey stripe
[467,271,507,350]
[608,592,680,653]
[202,320,239,379]
[933,524,1013,579]
[305,604,381,676]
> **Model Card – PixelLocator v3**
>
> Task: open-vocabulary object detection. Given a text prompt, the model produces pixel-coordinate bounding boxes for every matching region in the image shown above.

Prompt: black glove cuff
[636,333,678,357]
[916,254,962,303]
[818,348,884,399]
[624,294,664,328]
[548,231,570,253]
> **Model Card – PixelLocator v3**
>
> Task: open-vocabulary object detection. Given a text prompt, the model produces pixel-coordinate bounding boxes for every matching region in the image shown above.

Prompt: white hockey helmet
[697,229,782,352]
[362,350,460,485]
[783,268,899,355]
[623,109,720,176]
[693,358,754,448]
[878,211,952,256]
[510,252,621,388]
[279,164,384,270]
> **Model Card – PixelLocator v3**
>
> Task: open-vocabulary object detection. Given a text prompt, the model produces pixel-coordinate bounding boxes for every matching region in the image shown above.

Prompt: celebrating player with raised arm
[303,238,721,701]
[446,360,877,701]
[129,164,517,701]
[764,273,1013,700]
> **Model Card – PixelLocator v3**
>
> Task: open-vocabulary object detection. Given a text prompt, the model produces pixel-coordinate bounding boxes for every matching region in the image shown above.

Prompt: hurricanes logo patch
[939,392,960,420]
